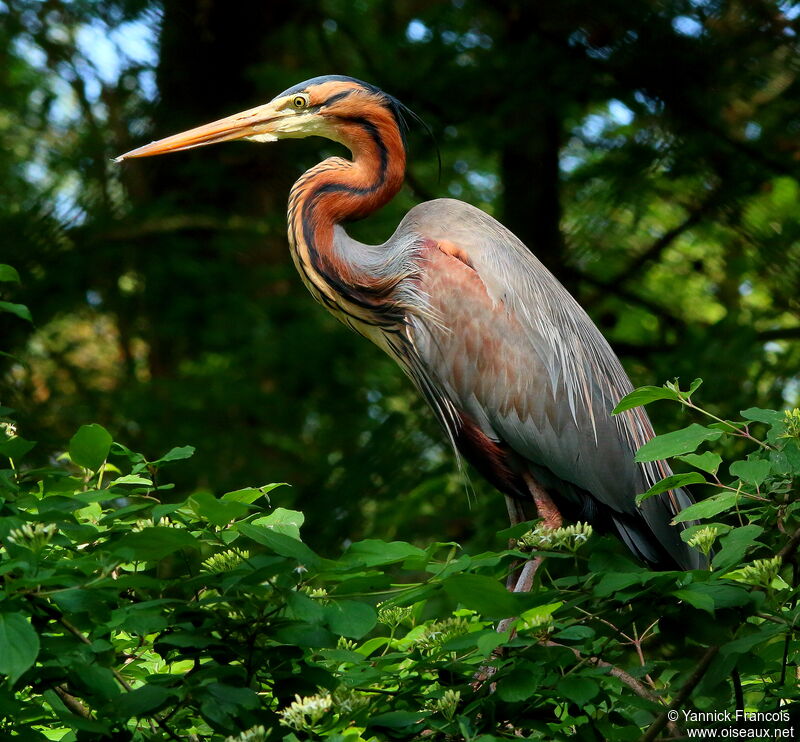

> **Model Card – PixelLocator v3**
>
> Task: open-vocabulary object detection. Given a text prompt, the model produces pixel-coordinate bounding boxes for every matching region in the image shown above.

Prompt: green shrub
[1,270,798,739]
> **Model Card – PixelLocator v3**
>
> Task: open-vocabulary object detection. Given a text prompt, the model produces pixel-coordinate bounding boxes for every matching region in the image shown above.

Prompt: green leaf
[519,602,562,628]
[721,624,784,657]
[112,527,198,561]
[69,424,113,471]
[251,507,305,539]
[189,491,250,526]
[635,472,706,504]
[496,661,544,701]
[206,682,260,710]
[593,572,643,597]
[341,539,427,567]
[740,408,784,426]
[687,378,704,396]
[443,573,523,618]
[222,487,260,503]
[110,604,171,635]
[729,459,771,486]
[557,676,599,706]
[676,452,723,475]
[286,591,326,624]
[368,711,428,729]
[635,424,723,463]
[689,583,752,610]
[357,637,390,656]
[496,519,539,541]
[0,436,36,460]
[150,445,195,466]
[713,525,764,572]
[325,601,377,638]
[73,663,119,702]
[672,493,739,523]
[110,441,147,465]
[152,501,185,522]
[112,685,172,718]
[238,523,320,567]
[0,265,20,283]
[553,625,595,641]
[612,386,678,414]
[274,623,336,648]
[0,301,32,322]
[108,474,153,486]
[782,440,800,475]
[0,613,39,685]
[476,630,509,656]
[672,588,715,615]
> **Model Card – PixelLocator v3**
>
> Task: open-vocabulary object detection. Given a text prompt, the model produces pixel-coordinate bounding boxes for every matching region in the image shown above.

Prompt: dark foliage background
[1,0,799,555]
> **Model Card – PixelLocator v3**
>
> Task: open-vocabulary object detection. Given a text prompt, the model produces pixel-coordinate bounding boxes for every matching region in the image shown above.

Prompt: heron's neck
[287,120,406,302]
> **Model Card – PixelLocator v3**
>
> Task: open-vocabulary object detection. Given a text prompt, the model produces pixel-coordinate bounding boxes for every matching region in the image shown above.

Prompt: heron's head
[115,75,412,162]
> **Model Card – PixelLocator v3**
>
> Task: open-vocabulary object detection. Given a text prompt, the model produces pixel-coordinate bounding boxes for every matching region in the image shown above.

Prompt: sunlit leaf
[635,424,722,462]
[189,491,250,526]
[729,459,770,486]
[740,408,784,426]
[151,445,195,465]
[635,472,706,504]
[108,474,153,486]
[612,386,678,414]
[676,452,722,475]
[238,523,320,567]
[251,507,304,539]
[672,493,739,523]
[69,424,113,471]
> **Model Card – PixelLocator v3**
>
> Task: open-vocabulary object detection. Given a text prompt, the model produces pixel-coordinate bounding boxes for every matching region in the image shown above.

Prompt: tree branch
[565,267,687,328]
[540,640,662,705]
[53,684,92,719]
[610,191,721,288]
[778,526,800,563]
[756,327,800,343]
[638,646,719,742]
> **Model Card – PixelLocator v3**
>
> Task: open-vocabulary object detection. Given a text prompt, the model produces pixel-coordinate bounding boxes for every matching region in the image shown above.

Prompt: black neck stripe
[296,117,399,311]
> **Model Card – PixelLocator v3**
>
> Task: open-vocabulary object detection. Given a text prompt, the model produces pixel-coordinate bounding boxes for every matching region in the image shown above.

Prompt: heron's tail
[614,486,706,570]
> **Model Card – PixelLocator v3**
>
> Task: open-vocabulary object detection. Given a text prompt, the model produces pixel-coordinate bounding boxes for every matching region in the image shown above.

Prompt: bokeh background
[1,0,798,553]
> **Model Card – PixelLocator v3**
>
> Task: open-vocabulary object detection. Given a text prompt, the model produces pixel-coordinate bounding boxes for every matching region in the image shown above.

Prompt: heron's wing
[396,199,695,566]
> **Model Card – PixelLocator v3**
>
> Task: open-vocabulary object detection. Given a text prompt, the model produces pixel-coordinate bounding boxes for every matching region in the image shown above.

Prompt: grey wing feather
[395,199,701,569]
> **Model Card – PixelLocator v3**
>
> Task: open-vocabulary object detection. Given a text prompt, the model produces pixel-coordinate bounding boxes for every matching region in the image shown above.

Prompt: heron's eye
[292,95,308,109]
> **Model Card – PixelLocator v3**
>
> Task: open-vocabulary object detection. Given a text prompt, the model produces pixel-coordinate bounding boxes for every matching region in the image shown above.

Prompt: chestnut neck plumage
[286,107,407,322]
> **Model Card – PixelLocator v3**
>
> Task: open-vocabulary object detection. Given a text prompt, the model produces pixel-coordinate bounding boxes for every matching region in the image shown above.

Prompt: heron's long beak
[114,102,284,162]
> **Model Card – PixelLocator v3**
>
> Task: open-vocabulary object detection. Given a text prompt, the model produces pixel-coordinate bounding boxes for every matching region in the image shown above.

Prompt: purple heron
[117,76,702,571]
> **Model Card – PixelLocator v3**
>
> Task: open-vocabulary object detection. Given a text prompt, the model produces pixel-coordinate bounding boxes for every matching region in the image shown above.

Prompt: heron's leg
[476,476,564,688]
[504,495,527,590]
[475,484,561,688]
[523,472,563,530]
[508,473,562,595]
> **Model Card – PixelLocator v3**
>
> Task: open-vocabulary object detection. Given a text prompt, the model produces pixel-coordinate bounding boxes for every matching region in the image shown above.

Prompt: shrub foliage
[0,276,799,739]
